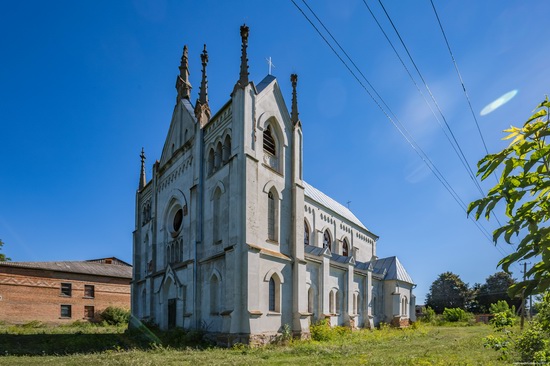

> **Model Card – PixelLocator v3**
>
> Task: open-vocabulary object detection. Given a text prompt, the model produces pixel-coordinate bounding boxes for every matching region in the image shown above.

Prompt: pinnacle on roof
[139,147,146,190]
[291,74,300,126]
[234,24,250,91]
[175,45,192,101]
[195,44,211,126]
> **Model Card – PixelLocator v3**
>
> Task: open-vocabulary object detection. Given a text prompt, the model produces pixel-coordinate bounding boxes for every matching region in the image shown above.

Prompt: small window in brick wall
[84,285,95,298]
[61,305,72,318]
[84,306,95,319]
[61,283,72,297]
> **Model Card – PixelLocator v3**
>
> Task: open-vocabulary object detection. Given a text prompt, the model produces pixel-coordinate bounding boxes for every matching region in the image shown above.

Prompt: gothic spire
[195,44,211,126]
[139,147,146,190]
[198,44,209,105]
[176,45,192,101]
[291,74,300,126]
[234,24,250,90]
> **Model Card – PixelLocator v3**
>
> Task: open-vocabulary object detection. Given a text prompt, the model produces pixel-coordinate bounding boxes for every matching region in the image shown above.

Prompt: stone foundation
[206,331,311,347]
[390,316,410,328]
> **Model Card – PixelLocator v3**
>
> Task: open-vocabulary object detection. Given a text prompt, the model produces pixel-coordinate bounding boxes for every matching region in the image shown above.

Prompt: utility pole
[520,262,529,330]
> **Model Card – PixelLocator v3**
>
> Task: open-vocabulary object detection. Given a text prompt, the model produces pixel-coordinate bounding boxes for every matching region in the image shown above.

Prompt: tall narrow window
[342,238,349,256]
[208,148,215,174]
[141,289,147,318]
[213,188,222,244]
[353,293,358,314]
[268,191,276,241]
[329,290,335,314]
[269,277,276,312]
[323,230,332,251]
[304,220,310,246]
[263,125,276,156]
[215,142,223,168]
[335,290,340,314]
[210,275,219,315]
[402,297,408,316]
[308,287,314,314]
[223,135,231,163]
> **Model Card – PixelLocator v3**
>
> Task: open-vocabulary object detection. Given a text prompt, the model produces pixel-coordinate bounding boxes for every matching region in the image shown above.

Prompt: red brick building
[0,257,132,324]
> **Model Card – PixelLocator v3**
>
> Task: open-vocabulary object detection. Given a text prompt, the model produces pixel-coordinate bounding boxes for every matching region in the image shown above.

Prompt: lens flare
[480,90,518,116]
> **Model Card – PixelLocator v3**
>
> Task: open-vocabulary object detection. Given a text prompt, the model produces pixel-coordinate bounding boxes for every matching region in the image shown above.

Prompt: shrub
[535,292,550,332]
[310,319,332,341]
[491,311,516,330]
[515,322,548,362]
[489,300,515,315]
[442,308,468,322]
[100,306,130,326]
[422,307,436,323]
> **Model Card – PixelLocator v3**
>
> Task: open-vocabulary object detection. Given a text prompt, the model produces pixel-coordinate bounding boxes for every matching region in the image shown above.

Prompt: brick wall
[0,266,130,324]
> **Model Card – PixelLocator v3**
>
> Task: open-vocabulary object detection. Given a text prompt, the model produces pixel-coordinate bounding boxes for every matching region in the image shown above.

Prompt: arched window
[353,293,358,314]
[323,230,332,251]
[210,275,219,315]
[329,290,335,314]
[372,296,377,316]
[304,220,310,246]
[267,272,282,313]
[335,290,340,314]
[402,296,408,316]
[263,125,276,156]
[342,238,349,256]
[308,287,314,314]
[267,190,277,241]
[208,148,215,174]
[223,135,231,163]
[269,277,276,312]
[215,142,223,168]
[213,188,222,244]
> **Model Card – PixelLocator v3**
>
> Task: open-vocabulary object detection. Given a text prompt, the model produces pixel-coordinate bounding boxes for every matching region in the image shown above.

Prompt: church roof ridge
[303,181,370,232]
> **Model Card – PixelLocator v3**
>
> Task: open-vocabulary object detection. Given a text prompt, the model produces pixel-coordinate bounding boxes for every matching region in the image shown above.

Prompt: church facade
[132,25,415,344]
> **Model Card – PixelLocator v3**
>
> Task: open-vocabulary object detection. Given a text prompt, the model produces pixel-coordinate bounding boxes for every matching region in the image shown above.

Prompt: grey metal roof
[304,181,368,231]
[304,244,326,257]
[256,75,276,94]
[0,260,132,279]
[367,256,414,284]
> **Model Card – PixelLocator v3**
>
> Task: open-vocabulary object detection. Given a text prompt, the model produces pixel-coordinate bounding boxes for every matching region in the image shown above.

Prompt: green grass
[0,322,506,365]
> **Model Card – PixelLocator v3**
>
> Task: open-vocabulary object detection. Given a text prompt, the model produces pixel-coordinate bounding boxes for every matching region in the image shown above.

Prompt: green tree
[426,272,469,313]
[0,239,10,262]
[468,97,550,297]
[476,272,521,313]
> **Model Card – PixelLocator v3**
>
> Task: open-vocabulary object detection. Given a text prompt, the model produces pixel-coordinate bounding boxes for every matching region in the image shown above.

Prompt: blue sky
[1,1,548,303]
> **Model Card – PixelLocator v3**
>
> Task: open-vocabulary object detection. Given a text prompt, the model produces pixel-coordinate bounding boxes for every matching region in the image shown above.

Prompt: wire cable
[292,0,499,248]
[292,0,513,260]
[375,0,486,198]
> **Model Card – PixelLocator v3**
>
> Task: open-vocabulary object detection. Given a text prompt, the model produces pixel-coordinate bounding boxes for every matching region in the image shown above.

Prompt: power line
[291,0,499,248]
[374,0,486,198]
[428,0,505,230]
[429,0,490,157]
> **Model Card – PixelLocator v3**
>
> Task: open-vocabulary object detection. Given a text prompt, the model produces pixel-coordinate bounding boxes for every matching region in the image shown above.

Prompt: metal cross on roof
[266,57,275,75]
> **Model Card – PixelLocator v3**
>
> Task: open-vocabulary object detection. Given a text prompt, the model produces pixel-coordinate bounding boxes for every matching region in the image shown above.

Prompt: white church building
[132,25,415,345]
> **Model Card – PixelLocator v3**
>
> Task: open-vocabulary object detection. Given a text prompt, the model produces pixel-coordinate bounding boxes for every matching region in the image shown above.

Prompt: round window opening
[173,208,183,233]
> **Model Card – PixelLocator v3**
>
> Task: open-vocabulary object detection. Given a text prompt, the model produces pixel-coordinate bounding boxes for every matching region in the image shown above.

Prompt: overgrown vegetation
[483,291,550,363]
[0,322,503,365]
[100,306,130,326]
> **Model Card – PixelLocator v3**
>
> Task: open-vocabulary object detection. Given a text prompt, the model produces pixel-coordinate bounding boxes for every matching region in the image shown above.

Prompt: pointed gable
[159,99,196,167]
